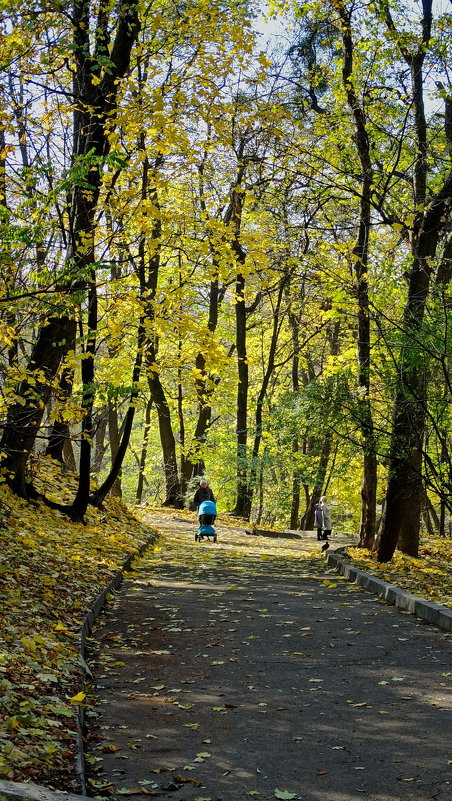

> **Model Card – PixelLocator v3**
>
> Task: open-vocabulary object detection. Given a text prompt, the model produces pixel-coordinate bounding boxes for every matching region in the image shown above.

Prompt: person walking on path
[193,478,216,509]
[315,502,323,541]
[320,494,332,540]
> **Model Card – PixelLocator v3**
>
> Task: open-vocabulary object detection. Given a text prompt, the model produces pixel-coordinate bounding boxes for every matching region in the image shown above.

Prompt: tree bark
[93,407,108,474]
[136,397,153,503]
[1,317,73,496]
[288,284,301,530]
[139,161,183,507]
[228,166,251,518]
[46,320,77,463]
[247,277,287,517]
[180,277,221,490]
[107,400,122,498]
[303,436,333,531]
[337,0,377,549]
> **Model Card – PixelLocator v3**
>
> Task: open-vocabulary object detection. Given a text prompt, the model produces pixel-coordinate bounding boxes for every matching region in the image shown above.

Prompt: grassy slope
[0,456,154,790]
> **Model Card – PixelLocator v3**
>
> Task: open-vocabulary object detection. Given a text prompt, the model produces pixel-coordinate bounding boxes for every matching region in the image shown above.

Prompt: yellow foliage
[347,542,452,608]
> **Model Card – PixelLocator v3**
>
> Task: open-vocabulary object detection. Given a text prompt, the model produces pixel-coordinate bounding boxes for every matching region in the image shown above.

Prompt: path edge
[327,550,452,632]
[75,533,156,794]
[0,534,156,801]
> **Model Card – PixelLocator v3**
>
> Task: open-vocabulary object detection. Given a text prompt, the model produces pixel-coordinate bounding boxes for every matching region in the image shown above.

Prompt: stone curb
[0,779,91,801]
[75,534,155,793]
[326,550,452,632]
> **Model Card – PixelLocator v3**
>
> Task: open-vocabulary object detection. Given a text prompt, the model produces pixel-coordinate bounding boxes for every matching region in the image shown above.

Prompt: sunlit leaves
[0,456,152,785]
[347,542,452,608]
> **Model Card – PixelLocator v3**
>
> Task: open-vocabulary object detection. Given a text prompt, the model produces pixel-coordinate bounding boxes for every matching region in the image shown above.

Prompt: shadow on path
[86,516,451,801]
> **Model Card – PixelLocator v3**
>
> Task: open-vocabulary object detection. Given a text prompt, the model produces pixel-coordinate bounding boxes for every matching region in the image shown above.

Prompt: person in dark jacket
[193,478,216,509]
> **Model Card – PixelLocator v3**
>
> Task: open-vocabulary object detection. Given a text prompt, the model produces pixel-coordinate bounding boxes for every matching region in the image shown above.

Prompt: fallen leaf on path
[274,790,298,800]
[173,775,203,786]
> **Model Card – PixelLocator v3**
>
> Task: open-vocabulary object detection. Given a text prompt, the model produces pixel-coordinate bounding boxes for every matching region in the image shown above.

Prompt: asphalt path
[86,515,452,801]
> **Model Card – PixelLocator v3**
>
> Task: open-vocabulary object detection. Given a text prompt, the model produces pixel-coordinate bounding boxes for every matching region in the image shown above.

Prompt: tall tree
[334,0,377,549]
[0,0,140,514]
[377,0,452,560]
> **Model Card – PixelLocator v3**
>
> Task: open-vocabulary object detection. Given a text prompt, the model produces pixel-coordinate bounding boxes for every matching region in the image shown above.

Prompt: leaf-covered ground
[146,509,452,609]
[346,542,452,609]
[85,517,451,801]
[1,476,451,792]
[0,457,153,789]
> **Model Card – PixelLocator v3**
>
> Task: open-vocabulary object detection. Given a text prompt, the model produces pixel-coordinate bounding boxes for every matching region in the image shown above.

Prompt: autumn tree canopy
[0,0,451,560]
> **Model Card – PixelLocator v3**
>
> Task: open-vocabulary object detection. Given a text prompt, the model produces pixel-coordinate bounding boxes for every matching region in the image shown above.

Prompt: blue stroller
[195,500,217,543]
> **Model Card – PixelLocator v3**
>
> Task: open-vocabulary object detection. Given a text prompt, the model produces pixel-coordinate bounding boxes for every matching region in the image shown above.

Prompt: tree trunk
[63,437,77,472]
[93,407,108,474]
[378,0,452,561]
[136,397,153,503]
[69,279,97,522]
[290,438,301,531]
[108,400,122,498]
[234,268,250,518]
[180,278,221,490]
[288,284,301,530]
[303,436,333,531]
[147,371,183,508]
[91,309,146,507]
[0,316,75,496]
[136,136,183,508]
[247,278,287,516]
[230,170,251,517]
[46,319,77,463]
[337,0,377,549]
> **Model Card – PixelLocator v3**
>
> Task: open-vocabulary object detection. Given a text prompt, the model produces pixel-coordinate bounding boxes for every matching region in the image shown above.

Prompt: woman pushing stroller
[193,479,217,543]
[193,478,216,507]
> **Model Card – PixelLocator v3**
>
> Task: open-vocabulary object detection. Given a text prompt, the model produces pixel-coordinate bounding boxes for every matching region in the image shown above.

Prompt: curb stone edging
[75,534,156,794]
[326,550,452,632]
[0,779,91,801]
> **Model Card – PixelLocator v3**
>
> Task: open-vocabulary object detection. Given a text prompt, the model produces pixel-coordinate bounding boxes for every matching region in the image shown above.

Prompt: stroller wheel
[213,534,217,543]
[195,534,198,541]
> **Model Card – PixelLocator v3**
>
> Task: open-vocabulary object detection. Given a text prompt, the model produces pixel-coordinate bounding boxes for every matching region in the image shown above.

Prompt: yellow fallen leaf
[69,691,86,703]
